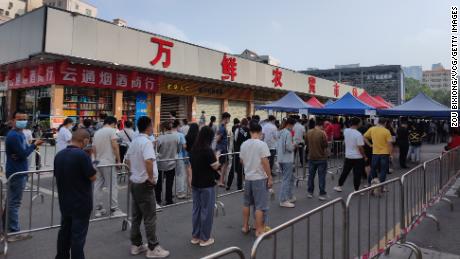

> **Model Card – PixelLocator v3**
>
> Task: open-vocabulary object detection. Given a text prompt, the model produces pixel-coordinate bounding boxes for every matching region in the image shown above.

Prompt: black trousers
[155,169,175,205]
[55,213,91,259]
[399,144,409,167]
[268,149,276,171]
[338,158,364,191]
[131,181,159,250]
[294,144,305,167]
[227,154,243,190]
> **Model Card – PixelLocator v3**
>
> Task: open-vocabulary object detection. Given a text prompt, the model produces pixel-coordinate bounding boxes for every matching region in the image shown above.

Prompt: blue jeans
[308,160,327,195]
[408,145,421,162]
[6,174,28,232]
[368,154,390,184]
[192,187,215,241]
[278,163,294,203]
[56,213,90,259]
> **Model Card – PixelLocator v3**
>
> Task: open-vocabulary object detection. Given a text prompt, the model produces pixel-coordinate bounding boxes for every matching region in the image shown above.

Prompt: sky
[89,0,452,71]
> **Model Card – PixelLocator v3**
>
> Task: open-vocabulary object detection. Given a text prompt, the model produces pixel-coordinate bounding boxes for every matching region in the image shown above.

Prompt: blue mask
[15,120,27,129]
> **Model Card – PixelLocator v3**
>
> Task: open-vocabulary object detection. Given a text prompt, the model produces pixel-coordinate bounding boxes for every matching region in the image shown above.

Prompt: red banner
[7,63,161,93]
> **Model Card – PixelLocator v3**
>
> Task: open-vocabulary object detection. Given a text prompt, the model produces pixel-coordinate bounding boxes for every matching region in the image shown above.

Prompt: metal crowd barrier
[201,246,246,259]
[153,152,245,216]
[251,198,346,259]
[346,178,406,259]
[1,164,130,256]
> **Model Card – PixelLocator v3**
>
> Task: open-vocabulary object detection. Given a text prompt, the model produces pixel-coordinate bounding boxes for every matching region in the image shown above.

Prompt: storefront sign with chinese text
[7,62,161,93]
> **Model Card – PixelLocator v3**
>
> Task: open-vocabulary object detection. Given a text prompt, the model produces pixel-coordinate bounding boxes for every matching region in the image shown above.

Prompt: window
[75,4,79,9]
[0,9,4,15]
[58,0,62,7]
[85,9,92,16]
[8,2,13,9]
[5,10,9,16]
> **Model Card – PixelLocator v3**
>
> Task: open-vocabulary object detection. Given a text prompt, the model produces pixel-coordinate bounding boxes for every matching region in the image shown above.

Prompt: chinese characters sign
[150,37,174,68]
[308,76,316,94]
[7,62,160,93]
[221,54,237,81]
[272,68,283,87]
[334,82,340,97]
[7,64,55,89]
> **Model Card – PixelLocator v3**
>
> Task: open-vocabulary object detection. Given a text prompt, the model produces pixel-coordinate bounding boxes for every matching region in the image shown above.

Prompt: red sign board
[7,63,160,93]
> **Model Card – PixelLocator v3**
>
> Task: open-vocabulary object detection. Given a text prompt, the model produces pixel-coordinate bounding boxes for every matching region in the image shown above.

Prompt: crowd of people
[2,109,460,258]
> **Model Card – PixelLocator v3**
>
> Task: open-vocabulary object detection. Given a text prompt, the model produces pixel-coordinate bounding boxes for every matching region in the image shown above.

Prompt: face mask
[15,120,27,129]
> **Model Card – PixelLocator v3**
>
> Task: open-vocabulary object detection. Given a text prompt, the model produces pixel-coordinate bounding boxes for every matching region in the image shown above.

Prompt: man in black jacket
[226,118,250,190]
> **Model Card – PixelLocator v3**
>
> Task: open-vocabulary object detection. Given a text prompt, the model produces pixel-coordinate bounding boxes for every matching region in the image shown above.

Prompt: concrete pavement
[3,143,459,259]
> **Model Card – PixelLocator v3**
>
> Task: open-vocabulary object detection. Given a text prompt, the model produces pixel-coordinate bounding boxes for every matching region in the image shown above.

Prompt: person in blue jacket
[5,111,44,240]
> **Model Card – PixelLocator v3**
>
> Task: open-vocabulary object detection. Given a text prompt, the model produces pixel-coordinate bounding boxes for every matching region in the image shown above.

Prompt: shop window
[63,87,113,121]
[122,91,137,122]
[16,87,51,121]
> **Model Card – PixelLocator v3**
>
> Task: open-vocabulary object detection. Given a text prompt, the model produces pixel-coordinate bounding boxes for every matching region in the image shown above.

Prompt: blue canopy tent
[377,92,452,118]
[255,91,312,113]
[308,92,375,115]
[324,99,335,106]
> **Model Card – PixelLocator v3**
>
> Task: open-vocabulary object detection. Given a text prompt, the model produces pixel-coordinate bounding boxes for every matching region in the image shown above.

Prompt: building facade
[43,0,96,17]
[0,0,26,23]
[422,67,450,90]
[303,65,405,105]
[0,6,364,130]
[402,66,423,81]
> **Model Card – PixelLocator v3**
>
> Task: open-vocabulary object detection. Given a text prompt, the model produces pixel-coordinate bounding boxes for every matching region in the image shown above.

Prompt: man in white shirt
[293,116,306,167]
[92,116,123,217]
[240,122,272,237]
[262,115,278,171]
[334,117,367,192]
[125,116,169,258]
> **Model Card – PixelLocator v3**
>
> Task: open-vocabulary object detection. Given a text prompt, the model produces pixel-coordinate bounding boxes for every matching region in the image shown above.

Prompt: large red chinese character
[334,82,340,97]
[150,37,174,68]
[221,54,237,81]
[308,76,316,94]
[352,87,358,97]
[272,68,283,87]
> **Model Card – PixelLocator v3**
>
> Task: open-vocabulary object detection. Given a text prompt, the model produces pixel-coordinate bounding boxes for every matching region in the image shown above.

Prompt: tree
[404,77,450,107]
[405,78,432,100]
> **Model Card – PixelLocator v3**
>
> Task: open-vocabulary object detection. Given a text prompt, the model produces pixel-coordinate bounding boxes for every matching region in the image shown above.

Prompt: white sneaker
[190,238,200,245]
[318,195,327,201]
[288,196,297,203]
[307,193,313,199]
[279,201,295,208]
[111,209,126,217]
[7,233,32,242]
[156,204,162,210]
[95,209,107,218]
[333,186,343,192]
[199,238,215,247]
[131,244,148,255]
[177,194,187,199]
[146,245,170,258]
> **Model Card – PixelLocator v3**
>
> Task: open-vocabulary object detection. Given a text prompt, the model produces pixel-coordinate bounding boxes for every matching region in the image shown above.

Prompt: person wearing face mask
[5,111,44,240]
[54,129,96,259]
[56,118,74,153]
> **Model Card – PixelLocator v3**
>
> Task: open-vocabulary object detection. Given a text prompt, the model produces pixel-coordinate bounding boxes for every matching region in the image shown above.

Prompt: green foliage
[404,78,450,107]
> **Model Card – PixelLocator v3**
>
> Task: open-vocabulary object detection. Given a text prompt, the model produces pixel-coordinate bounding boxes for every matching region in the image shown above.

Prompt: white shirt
[117,128,135,146]
[293,122,306,144]
[344,128,364,159]
[93,126,118,165]
[240,139,271,181]
[56,126,72,153]
[262,122,278,149]
[23,129,33,144]
[126,134,158,184]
